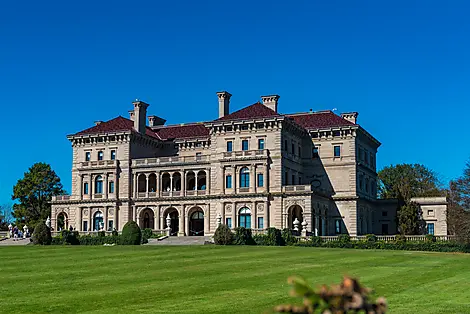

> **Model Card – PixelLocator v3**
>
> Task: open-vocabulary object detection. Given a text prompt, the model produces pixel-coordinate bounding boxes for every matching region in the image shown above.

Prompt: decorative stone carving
[83,209,88,216]
[293,217,300,231]
[109,208,114,216]
[225,204,232,213]
[257,203,264,213]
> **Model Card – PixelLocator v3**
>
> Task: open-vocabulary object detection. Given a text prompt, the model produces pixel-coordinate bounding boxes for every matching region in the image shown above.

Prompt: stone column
[195,173,199,192]
[185,207,189,235]
[104,173,108,199]
[79,207,83,231]
[251,202,256,229]
[103,207,108,231]
[145,174,149,198]
[133,173,137,198]
[204,205,210,234]
[181,170,186,196]
[79,175,83,200]
[221,166,225,195]
[265,163,270,193]
[114,170,118,199]
[88,208,92,231]
[156,171,160,197]
[178,209,184,236]
[232,202,236,228]
[233,166,237,194]
[89,175,93,200]
[250,165,256,193]
[115,207,119,231]
[160,208,164,231]
[314,210,320,236]
[265,201,269,228]
[206,169,210,194]
[170,174,173,197]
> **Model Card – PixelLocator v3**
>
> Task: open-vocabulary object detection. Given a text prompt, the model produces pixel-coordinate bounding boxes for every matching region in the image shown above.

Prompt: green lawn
[1,246,469,313]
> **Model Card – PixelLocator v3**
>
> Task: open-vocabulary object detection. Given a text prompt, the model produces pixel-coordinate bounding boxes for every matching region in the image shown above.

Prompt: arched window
[93,211,104,231]
[239,207,251,228]
[240,167,250,188]
[191,211,204,220]
[95,175,103,194]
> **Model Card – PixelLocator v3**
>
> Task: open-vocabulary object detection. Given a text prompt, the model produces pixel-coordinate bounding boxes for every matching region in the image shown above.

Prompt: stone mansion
[51,92,447,236]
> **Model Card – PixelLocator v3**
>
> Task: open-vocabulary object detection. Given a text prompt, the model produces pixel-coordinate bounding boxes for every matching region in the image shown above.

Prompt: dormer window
[98,151,104,161]
[241,125,249,131]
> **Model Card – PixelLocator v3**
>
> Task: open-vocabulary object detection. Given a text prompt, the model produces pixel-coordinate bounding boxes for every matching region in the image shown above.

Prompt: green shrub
[337,234,351,244]
[395,234,407,243]
[310,236,323,246]
[78,235,121,245]
[281,228,297,246]
[214,224,234,245]
[59,230,79,245]
[112,229,119,236]
[266,227,284,246]
[253,234,269,246]
[98,231,105,237]
[425,234,437,242]
[365,234,377,243]
[141,228,153,244]
[233,227,255,245]
[32,222,52,245]
[120,221,142,245]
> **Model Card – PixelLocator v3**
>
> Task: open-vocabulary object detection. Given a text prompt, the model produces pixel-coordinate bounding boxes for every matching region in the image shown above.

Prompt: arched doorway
[239,207,251,228]
[189,210,204,236]
[93,211,104,231]
[57,212,67,231]
[140,208,155,229]
[164,208,179,236]
[288,205,303,230]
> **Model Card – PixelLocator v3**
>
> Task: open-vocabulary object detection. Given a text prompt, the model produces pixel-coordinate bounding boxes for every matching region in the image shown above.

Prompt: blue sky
[1,0,469,205]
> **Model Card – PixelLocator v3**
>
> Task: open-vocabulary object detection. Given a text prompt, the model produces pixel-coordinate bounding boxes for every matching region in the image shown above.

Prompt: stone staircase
[147,236,212,246]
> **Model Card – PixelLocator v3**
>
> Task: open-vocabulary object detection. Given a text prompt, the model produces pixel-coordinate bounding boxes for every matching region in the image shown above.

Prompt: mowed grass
[1,246,470,313]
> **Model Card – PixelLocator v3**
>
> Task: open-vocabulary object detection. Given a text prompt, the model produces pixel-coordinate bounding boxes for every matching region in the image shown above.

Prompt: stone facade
[51,92,448,236]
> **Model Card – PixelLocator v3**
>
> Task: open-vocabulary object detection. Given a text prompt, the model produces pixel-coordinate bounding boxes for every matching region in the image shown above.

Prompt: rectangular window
[257,173,264,187]
[258,139,265,150]
[292,174,295,185]
[108,220,113,231]
[370,153,374,167]
[285,171,289,185]
[427,223,435,235]
[381,224,389,235]
[83,221,88,232]
[195,152,202,161]
[110,150,116,160]
[298,177,302,185]
[241,124,249,130]
[85,152,91,161]
[109,181,115,193]
[258,217,264,229]
[226,218,232,229]
[84,182,89,195]
[335,219,341,234]
[284,140,288,151]
[334,145,341,157]
[242,140,249,151]
[312,147,319,158]
[226,175,232,189]
[98,151,104,161]
[291,143,295,155]
[382,211,388,217]
[365,152,369,165]
[226,141,233,152]
[298,146,301,157]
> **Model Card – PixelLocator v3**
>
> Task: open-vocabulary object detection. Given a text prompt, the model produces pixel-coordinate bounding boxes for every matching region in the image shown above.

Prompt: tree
[378,164,444,202]
[447,162,470,242]
[0,204,13,231]
[11,162,65,230]
[378,164,443,235]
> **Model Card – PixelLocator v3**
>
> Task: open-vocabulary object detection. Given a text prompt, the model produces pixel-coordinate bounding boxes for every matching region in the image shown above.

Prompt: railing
[251,228,267,235]
[317,235,458,242]
[282,185,312,192]
[223,149,268,159]
[80,160,116,168]
[136,189,208,198]
[133,155,209,167]
[52,195,73,201]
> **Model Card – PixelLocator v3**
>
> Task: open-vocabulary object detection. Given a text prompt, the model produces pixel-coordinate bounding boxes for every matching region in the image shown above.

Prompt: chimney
[341,112,358,124]
[132,100,149,134]
[94,121,103,126]
[128,110,135,121]
[148,115,166,127]
[217,91,232,118]
[261,95,280,112]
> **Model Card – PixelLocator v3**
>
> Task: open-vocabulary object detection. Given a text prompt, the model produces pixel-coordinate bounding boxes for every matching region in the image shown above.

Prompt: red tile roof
[153,123,210,140]
[288,111,355,129]
[75,116,158,138]
[217,102,280,121]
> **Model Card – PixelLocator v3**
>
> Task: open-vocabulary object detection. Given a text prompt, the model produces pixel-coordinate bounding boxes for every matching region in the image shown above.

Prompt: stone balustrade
[80,160,116,169]
[282,184,313,193]
[132,155,209,167]
[222,149,268,159]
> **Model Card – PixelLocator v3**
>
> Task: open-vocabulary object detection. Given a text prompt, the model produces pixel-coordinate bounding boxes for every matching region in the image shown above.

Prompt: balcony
[222,149,268,160]
[132,155,209,167]
[52,195,77,201]
[80,160,117,169]
[282,184,313,193]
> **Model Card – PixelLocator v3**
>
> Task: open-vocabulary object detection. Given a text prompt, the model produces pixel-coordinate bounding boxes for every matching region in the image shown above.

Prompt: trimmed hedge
[214,224,234,245]
[121,221,142,245]
[233,227,255,245]
[281,228,298,246]
[32,223,52,245]
[295,237,470,253]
